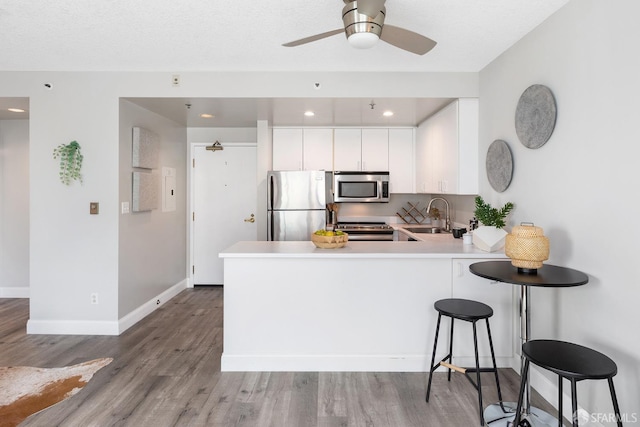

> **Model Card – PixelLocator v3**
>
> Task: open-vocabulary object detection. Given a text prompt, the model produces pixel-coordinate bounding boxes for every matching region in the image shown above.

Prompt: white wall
[480,0,640,422]
[0,71,477,335]
[26,74,121,334]
[0,120,29,297]
[118,100,187,317]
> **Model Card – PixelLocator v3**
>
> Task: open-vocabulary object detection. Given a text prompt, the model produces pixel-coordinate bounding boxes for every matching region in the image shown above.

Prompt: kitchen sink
[404,227,449,234]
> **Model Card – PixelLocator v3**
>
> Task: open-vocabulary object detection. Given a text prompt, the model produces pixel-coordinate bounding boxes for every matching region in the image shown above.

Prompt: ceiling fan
[282,0,437,55]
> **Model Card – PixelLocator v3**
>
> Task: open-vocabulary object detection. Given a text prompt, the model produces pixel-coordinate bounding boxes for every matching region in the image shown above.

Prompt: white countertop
[219,237,507,259]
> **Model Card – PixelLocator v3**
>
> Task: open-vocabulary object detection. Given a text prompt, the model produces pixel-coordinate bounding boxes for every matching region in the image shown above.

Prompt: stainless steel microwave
[333,171,390,203]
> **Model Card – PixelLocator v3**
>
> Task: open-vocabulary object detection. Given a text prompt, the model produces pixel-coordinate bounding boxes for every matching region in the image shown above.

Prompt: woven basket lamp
[505,223,549,273]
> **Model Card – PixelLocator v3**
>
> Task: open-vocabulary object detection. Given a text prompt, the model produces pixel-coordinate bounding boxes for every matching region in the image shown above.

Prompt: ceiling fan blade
[282,29,344,47]
[380,24,437,55]
[357,0,386,18]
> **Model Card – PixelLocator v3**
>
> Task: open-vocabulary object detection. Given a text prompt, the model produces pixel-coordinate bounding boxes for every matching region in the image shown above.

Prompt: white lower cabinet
[449,258,514,367]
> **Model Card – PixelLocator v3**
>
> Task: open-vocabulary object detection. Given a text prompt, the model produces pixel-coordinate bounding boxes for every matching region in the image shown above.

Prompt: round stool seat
[523,340,618,380]
[434,298,493,321]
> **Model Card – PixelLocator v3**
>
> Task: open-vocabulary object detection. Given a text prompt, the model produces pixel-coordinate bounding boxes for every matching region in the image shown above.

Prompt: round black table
[469,261,588,427]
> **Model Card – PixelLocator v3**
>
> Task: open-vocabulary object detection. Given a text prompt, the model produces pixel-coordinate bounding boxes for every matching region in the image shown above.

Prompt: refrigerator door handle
[268,175,274,210]
[268,211,273,241]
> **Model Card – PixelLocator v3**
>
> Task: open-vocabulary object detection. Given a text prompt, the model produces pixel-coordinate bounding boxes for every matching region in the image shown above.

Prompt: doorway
[190,142,257,285]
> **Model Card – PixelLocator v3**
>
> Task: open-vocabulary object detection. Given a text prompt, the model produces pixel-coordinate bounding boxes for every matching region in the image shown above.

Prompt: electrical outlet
[91,293,99,304]
[172,74,180,87]
[90,202,99,214]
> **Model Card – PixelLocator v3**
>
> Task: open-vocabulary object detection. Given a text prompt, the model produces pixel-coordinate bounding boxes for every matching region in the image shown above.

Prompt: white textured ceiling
[1,0,568,72]
[0,0,569,125]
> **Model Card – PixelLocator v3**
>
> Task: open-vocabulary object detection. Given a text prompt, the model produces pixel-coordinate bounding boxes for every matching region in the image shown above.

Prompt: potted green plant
[472,196,514,252]
[428,207,441,227]
[53,141,83,185]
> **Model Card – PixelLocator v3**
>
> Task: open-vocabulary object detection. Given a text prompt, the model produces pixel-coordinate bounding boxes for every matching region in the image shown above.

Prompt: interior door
[192,143,257,285]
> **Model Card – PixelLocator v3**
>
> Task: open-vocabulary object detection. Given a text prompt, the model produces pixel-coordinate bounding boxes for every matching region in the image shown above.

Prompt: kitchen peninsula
[219,238,512,372]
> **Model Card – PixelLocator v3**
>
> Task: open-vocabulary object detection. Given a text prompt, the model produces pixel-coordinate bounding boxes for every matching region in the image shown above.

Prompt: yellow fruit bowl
[311,232,349,249]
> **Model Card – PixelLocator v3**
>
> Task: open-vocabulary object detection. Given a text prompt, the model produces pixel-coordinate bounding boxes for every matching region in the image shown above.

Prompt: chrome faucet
[426,197,451,232]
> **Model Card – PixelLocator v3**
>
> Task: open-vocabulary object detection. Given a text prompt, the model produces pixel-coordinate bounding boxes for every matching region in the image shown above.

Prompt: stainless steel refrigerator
[267,170,333,241]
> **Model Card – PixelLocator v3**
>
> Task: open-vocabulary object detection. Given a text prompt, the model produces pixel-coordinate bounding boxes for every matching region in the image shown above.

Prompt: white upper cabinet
[302,128,333,171]
[272,128,303,171]
[415,99,479,195]
[388,128,414,193]
[272,128,332,171]
[334,128,389,171]
[273,127,415,193]
[361,129,389,171]
[333,128,362,171]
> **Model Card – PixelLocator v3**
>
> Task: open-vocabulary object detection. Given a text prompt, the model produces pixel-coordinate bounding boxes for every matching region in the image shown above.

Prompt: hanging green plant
[53,140,83,185]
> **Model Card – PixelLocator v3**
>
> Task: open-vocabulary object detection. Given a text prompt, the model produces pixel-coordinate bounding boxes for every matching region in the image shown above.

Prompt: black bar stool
[514,339,623,427]
[426,298,503,426]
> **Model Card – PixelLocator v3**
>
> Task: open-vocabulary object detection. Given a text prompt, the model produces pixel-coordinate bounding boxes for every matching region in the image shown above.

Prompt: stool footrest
[440,362,466,374]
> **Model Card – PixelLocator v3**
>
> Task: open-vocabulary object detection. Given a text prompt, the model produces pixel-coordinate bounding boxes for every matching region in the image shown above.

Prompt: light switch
[121,202,130,214]
[90,202,99,214]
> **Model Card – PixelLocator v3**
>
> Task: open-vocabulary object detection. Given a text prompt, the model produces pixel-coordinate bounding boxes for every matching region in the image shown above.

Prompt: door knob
[244,214,255,223]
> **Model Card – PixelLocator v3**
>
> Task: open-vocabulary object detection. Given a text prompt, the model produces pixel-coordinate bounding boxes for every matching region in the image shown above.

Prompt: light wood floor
[0,287,559,426]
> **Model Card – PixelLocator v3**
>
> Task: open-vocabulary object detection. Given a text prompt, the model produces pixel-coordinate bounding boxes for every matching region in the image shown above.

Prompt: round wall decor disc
[486,139,513,193]
[515,84,557,149]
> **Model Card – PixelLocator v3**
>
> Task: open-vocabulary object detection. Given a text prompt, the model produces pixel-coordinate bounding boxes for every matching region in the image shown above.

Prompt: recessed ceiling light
[200,113,214,118]
[383,111,394,117]
[304,111,315,117]
[8,108,25,113]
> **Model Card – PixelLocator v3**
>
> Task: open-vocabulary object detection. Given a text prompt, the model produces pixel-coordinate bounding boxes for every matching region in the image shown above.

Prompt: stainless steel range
[335,221,394,241]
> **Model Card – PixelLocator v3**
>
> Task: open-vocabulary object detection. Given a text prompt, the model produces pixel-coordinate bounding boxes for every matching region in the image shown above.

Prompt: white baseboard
[26,280,187,336]
[0,286,29,298]
[118,279,188,334]
[221,355,515,372]
[27,319,120,335]
[221,354,428,372]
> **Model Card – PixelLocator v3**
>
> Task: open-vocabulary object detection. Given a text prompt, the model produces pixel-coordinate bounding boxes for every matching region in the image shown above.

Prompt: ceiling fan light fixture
[282,0,436,56]
[347,32,379,49]
[342,1,384,49]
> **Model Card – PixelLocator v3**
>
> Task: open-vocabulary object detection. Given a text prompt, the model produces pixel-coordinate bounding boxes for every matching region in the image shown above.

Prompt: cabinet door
[303,128,333,171]
[388,128,414,193]
[436,101,459,194]
[334,128,361,171]
[457,98,479,195]
[451,259,514,364]
[415,99,478,194]
[361,129,388,171]
[415,119,438,193]
[273,128,303,171]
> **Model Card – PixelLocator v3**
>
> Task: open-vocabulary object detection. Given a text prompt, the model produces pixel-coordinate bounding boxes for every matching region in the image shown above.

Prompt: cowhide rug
[0,358,112,427]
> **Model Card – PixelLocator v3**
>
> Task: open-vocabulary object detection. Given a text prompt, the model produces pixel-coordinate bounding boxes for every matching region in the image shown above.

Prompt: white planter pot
[472,226,507,252]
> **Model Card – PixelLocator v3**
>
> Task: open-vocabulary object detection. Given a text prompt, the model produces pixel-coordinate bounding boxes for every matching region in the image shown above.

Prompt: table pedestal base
[484,402,558,426]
